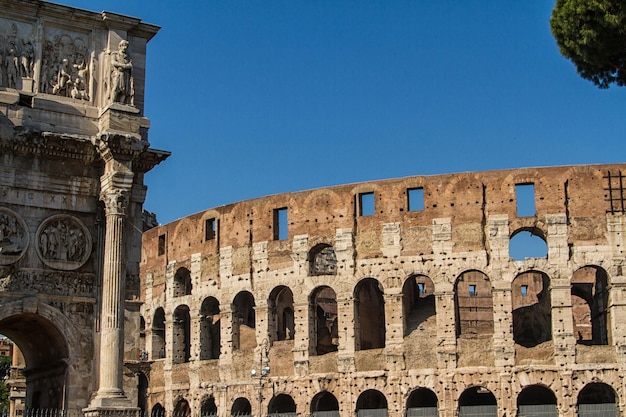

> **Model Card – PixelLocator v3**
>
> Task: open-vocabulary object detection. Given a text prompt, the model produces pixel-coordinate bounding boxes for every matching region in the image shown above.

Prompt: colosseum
[139,163,626,417]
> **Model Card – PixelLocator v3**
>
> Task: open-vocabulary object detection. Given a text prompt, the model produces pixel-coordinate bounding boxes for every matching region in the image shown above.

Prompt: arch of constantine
[2,2,626,417]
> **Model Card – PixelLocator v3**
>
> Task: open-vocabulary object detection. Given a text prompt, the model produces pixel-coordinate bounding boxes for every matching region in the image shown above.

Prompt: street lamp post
[251,339,270,417]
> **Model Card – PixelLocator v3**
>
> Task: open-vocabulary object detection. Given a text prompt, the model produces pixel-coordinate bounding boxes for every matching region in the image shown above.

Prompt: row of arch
[149,383,619,417]
[149,265,609,363]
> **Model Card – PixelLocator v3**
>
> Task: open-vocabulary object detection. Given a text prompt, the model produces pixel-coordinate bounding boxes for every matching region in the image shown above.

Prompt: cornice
[0,130,97,163]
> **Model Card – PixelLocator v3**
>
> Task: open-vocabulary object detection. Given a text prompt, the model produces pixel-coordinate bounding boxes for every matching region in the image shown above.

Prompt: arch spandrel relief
[36,214,92,270]
[0,207,29,265]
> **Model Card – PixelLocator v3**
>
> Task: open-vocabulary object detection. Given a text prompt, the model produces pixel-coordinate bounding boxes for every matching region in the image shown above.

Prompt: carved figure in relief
[0,210,28,263]
[41,35,90,100]
[5,47,18,88]
[39,218,87,263]
[52,58,72,96]
[110,40,134,105]
[19,39,34,78]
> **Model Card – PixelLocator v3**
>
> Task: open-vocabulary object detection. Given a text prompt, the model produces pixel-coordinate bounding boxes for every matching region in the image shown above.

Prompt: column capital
[101,188,130,217]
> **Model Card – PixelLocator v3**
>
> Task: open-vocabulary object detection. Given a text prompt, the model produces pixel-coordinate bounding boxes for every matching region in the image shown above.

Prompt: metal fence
[577,403,619,417]
[458,405,498,417]
[517,404,558,417]
[356,409,388,417]
[406,407,438,417]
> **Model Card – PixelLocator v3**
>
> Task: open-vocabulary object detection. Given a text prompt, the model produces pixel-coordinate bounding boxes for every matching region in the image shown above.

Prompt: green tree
[550,0,626,88]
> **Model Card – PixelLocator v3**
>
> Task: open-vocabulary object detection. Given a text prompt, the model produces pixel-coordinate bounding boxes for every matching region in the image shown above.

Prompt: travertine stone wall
[140,164,626,417]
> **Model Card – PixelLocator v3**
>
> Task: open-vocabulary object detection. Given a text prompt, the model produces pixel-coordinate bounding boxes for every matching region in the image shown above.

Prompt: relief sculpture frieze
[0,207,29,265]
[0,267,95,297]
[41,30,91,100]
[36,214,92,270]
[0,20,36,91]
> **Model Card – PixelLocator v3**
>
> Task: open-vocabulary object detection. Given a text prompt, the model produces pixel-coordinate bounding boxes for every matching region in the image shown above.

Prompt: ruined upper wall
[0,0,159,139]
[142,163,626,273]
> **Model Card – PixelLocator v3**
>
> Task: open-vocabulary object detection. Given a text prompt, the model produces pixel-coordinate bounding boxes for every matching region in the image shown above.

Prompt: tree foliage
[550,0,626,88]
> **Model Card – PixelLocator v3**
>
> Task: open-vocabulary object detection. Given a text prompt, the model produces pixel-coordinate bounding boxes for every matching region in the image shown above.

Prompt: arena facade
[140,163,626,417]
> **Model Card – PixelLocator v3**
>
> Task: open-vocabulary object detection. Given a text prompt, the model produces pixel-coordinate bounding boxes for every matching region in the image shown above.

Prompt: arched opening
[402,275,436,336]
[309,244,337,276]
[173,267,192,297]
[509,229,548,261]
[406,388,438,417]
[232,397,252,417]
[172,305,191,364]
[356,389,388,417]
[458,386,497,417]
[152,403,165,417]
[354,278,385,350]
[174,398,191,417]
[311,391,339,417]
[310,286,338,356]
[139,316,147,359]
[268,393,297,417]
[577,383,618,417]
[0,313,70,411]
[517,385,557,417]
[201,396,218,417]
[454,271,494,337]
[152,307,166,359]
[269,286,294,342]
[512,271,552,348]
[137,372,148,414]
[571,266,609,345]
[233,291,256,350]
[200,297,221,360]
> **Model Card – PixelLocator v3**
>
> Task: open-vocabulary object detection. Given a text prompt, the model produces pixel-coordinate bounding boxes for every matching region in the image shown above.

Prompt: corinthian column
[89,188,133,408]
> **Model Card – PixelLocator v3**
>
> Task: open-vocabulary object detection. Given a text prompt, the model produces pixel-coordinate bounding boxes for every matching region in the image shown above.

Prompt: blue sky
[61,0,625,225]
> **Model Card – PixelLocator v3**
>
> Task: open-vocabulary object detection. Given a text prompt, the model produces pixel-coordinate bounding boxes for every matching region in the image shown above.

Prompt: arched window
[356,389,388,417]
[173,267,192,297]
[455,271,494,337]
[402,275,436,336]
[201,397,218,417]
[406,388,438,417]
[510,229,548,260]
[138,373,148,414]
[458,387,497,417]
[517,385,557,417]
[309,244,337,276]
[354,278,385,350]
[572,266,609,345]
[512,271,552,347]
[172,305,191,364]
[200,297,221,360]
[233,291,256,350]
[269,286,294,342]
[173,399,191,417]
[151,403,165,417]
[311,391,339,417]
[232,398,252,417]
[268,394,297,416]
[310,286,338,356]
[577,383,618,417]
[152,308,166,359]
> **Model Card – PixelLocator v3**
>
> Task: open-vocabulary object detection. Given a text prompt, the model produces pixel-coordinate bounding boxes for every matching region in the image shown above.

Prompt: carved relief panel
[0,207,29,265]
[36,214,92,270]
[0,18,36,91]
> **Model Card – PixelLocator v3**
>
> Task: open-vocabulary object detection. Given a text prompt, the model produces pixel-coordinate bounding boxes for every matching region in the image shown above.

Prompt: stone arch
[454,270,494,337]
[0,299,80,410]
[354,278,385,350]
[171,218,196,254]
[200,297,221,360]
[406,387,438,416]
[310,391,340,416]
[173,267,192,297]
[172,305,191,364]
[233,291,256,350]
[577,382,618,417]
[152,307,166,359]
[231,397,252,417]
[309,286,338,356]
[517,384,557,417]
[151,403,165,417]
[268,393,297,415]
[269,286,295,342]
[571,266,609,345]
[356,389,388,417]
[512,270,552,348]
[201,396,218,417]
[509,227,548,260]
[137,372,149,414]
[173,398,191,417]
[308,243,337,276]
[458,386,497,417]
[402,274,436,336]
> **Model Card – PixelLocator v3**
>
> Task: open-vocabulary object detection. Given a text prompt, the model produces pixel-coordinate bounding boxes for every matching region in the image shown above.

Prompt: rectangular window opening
[158,234,165,256]
[273,207,288,240]
[408,187,424,211]
[516,183,536,217]
[205,218,216,241]
[359,192,375,216]
[521,285,528,297]
[417,283,425,294]
[469,285,477,297]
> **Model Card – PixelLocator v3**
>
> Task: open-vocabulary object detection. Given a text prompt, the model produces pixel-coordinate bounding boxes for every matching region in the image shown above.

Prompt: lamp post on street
[251,339,270,417]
